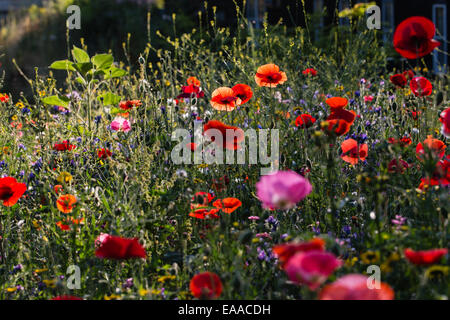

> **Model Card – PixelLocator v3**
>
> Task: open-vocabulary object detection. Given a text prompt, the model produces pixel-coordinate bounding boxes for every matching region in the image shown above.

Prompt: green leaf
[97,92,122,106]
[74,62,93,76]
[92,54,114,70]
[72,46,90,64]
[49,60,76,71]
[104,67,128,79]
[41,95,70,107]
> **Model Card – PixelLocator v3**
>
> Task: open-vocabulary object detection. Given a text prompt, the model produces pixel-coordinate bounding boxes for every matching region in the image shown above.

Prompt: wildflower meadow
[0,1,448,302]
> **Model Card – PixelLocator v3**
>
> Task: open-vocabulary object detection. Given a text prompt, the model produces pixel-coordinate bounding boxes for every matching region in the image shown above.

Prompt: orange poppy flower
[187,76,201,87]
[210,87,241,111]
[232,84,253,105]
[323,119,352,136]
[255,64,287,87]
[326,97,348,110]
[56,194,77,213]
[341,139,368,165]
[416,135,446,162]
[213,197,242,213]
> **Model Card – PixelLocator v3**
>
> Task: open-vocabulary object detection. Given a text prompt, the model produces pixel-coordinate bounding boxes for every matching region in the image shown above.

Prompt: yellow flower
[57,171,73,183]
[157,275,176,283]
[43,279,57,288]
[34,268,48,273]
[345,257,358,267]
[104,294,121,300]
[233,222,239,227]
[6,287,17,293]
[151,289,161,295]
[16,102,25,109]
[139,288,149,296]
[32,220,41,230]
[360,251,380,264]
[38,90,46,97]
[11,115,18,121]
[425,265,449,281]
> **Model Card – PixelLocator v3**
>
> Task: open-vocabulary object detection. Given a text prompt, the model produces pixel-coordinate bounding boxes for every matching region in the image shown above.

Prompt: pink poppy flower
[440,107,450,138]
[319,274,394,300]
[255,170,312,210]
[284,251,342,290]
[111,117,131,133]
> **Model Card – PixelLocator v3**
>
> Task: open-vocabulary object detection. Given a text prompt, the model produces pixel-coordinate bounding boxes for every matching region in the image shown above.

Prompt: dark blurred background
[0,0,448,97]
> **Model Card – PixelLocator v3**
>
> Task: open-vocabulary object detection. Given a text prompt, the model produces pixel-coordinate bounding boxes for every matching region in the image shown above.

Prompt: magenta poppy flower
[393,16,440,59]
[111,117,131,133]
[319,274,394,300]
[284,251,342,290]
[255,170,312,210]
[410,77,432,97]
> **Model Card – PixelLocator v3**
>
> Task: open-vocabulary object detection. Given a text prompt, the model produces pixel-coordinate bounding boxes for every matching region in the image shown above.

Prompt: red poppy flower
[302,68,317,76]
[97,148,112,159]
[323,119,352,136]
[410,77,432,96]
[325,97,348,110]
[319,274,394,300]
[231,84,253,105]
[393,16,441,59]
[404,248,448,265]
[388,136,412,147]
[177,85,204,99]
[408,109,421,120]
[212,197,242,213]
[56,217,84,231]
[403,69,415,80]
[390,74,407,87]
[189,208,220,219]
[53,140,76,152]
[51,295,83,300]
[327,108,356,124]
[189,272,222,299]
[255,64,287,87]
[295,114,316,128]
[203,120,244,150]
[95,234,146,260]
[119,100,142,110]
[273,238,325,267]
[0,177,27,207]
[341,139,368,165]
[54,185,63,194]
[416,135,446,161]
[187,76,201,86]
[191,191,214,209]
[388,158,410,174]
[0,93,9,103]
[419,156,450,189]
[418,177,440,190]
[56,194,77,213]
